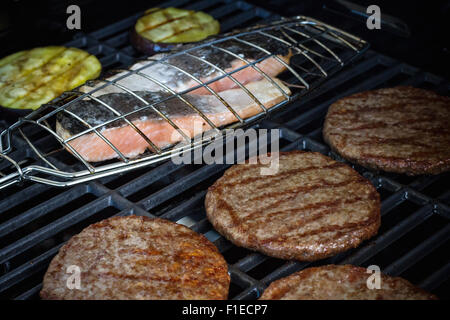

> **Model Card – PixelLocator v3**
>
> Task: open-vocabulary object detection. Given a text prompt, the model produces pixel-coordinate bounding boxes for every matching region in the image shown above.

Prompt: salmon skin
[79,32,292,97]
[56,78,290,162]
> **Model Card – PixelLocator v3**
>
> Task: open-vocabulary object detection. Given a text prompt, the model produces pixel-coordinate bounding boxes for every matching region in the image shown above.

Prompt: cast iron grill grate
[0,0,449,300]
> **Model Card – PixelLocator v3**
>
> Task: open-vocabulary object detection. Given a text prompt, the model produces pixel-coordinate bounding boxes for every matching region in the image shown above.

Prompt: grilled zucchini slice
[131,7,220,54]
[0,46,101,110]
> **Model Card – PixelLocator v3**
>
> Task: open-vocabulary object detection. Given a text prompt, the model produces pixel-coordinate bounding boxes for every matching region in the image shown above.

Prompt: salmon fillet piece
[78,32,292,97]
[56,78,290,162]
[187,52,292,95]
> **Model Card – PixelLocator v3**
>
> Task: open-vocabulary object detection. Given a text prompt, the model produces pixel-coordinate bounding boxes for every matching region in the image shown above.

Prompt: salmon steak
[56,31,293,162]
[78,32,293,96]
[56,78,290,162]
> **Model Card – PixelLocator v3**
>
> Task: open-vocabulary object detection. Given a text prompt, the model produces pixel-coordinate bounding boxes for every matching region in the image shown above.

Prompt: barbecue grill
[0,0,449,300]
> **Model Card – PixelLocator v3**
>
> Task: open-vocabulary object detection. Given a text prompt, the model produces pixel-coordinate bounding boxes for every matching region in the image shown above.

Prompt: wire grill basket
[0,16,368,189]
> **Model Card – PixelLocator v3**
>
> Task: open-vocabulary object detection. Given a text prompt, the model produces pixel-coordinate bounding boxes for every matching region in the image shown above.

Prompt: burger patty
[205,151,381,261]
[40,215,230,300]
[260,265,437,300]
[323,86,450,175]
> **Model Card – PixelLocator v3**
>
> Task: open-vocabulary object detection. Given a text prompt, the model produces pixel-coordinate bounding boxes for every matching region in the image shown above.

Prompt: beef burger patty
[40,215,230,300]
[260,265,437,300]
[323,86,450,175]
[205,151,380,261]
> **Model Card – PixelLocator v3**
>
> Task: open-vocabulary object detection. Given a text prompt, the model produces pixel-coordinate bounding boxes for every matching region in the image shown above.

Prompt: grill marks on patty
[40,216,230,300]
[260,265,437,300]
[323,86,450,175]
[205,151,381,261]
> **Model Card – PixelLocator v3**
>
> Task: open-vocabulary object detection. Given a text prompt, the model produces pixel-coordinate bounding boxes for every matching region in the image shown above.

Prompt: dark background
[1,0,449,78]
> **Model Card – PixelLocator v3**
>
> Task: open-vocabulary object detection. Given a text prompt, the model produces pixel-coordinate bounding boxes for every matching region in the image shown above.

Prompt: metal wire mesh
[0,13,367,190]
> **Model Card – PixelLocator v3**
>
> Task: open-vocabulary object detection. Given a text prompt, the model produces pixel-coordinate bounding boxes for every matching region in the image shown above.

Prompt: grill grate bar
[0,184,52,214]
[160,190,207,221]
[0,245,61,294]
[232,285,260,300]
[0,194,113,264]
[270,51,380,121]
[379,192,407,216]
[419,261,450,291]
[190,218,212,234]
[14,284,42,300]
[138,163,226,211]
[0,184,88,238]
[229,266,262,299]
[261,261,311,285]
[286,63,402,129]
[234,253,267,273]
[341,205,434,266]
[383,224,450,276]
[116,161,184,197]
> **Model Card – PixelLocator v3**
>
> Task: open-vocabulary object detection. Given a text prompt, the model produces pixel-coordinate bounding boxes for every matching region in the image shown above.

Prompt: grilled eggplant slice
[131,7,220,55]
[0,46,101,111]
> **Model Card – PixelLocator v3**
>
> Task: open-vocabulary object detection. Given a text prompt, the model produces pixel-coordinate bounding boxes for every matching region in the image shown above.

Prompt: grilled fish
[79,32,292,96]
[57,31,293,162]
[57,78,290,162]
